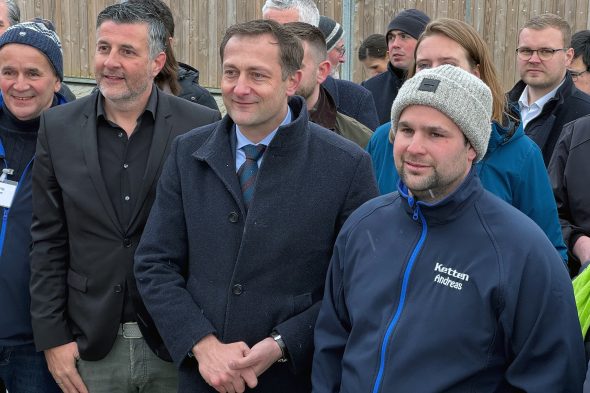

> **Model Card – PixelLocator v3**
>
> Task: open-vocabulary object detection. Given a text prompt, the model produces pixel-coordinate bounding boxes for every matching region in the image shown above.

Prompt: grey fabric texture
[390,64,493,161]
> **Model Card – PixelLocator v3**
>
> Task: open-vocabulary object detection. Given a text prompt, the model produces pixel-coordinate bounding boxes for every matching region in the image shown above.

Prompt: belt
[118,322,142,339]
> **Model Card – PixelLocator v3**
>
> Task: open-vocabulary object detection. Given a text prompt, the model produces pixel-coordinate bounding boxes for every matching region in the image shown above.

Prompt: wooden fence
[16,0,590,90]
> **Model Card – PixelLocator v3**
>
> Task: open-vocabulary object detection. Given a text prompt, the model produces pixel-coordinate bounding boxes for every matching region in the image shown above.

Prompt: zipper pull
[412,204,420,221]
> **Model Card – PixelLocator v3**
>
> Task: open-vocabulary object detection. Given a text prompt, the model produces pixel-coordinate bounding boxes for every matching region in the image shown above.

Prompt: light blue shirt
[235,108,292,171]
[518,79,564,129]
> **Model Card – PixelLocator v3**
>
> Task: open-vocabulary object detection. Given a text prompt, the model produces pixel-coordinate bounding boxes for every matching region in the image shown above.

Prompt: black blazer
[29,89,220,361]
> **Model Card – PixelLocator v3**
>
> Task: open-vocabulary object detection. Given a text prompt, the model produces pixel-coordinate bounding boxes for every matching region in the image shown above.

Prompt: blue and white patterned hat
[0,18,63,81]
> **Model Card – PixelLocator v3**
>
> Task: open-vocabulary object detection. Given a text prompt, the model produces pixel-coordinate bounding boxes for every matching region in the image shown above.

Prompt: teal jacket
[366,119,568,263]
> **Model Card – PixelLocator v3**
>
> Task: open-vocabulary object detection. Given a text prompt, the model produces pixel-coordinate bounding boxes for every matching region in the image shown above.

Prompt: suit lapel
[128,92,173,229]
[194,118,245,214]
[81,96,123,234]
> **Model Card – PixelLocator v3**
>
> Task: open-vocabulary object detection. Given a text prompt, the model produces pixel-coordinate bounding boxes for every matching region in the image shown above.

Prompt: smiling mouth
[13,96,33,101]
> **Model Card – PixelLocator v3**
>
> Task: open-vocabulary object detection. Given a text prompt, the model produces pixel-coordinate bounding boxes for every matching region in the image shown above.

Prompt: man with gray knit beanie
[312,65,585,392]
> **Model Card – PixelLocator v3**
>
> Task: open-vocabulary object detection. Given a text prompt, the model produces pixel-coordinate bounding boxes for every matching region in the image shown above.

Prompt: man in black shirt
[29,3,220,393]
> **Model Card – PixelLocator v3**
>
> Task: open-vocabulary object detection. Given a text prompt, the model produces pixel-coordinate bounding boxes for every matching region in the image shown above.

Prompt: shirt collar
[235,107,292,148]
[518,78,564,110]
[97,84,158,122]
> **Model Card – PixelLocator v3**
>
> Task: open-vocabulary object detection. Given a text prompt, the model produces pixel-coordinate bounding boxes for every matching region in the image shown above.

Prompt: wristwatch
[270,331,288,363]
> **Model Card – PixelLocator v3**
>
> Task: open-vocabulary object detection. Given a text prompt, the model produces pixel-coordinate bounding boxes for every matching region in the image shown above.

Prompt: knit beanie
[386,9,430,40]
[318,16,343,52]
[390,65,492,161]
[0,18,63,81]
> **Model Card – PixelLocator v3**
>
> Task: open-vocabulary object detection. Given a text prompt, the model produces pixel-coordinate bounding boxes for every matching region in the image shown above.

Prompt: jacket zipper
[371,198,428,393]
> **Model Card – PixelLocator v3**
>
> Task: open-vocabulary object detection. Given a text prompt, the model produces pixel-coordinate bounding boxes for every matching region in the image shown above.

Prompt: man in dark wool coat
[134,19,378,393]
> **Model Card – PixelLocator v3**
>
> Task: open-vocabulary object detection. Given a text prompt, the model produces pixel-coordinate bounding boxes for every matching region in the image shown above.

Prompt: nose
[528,50,542,63]
[103,51,121,69]
[405,133,427,155]
[391,36,402,48]
[12,74,30,91]
[233,74,251,96]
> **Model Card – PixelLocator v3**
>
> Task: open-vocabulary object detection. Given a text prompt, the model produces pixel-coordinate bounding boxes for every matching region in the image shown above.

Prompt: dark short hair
[220,19,303,80]
[571,30,590,70]
[358,34,387,61]
[97,2,167,60]
[283,21,326,63]
[124,0,174,37]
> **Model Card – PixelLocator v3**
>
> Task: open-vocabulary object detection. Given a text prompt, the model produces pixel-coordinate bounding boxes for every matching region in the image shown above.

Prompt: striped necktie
[238,144,266,211]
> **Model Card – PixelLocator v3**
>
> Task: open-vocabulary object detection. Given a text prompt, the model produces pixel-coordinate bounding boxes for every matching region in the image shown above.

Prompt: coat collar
[397,167,484,226]
[192,95,309,215]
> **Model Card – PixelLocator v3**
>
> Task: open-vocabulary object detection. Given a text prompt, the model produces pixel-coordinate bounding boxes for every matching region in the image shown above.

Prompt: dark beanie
[386,9,430,40]
[318,16,344,52]
[0,18,63,81]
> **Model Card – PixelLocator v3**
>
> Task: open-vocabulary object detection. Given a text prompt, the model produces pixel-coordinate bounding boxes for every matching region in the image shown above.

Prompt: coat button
[114,285,122,293]
[228,212,239,223]
[123,238,132,247]
[232,284,243,295]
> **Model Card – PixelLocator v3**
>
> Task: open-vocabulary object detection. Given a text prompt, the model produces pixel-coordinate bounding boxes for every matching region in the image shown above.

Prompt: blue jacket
[312,169,585,393]
[0,93,68,346]
[366,119,568,263]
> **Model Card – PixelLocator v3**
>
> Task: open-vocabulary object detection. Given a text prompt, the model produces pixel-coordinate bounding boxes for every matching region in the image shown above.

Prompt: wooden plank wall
[15,0,590,91]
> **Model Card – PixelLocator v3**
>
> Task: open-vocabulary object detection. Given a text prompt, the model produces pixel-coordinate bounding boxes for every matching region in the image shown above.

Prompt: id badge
[0,180,17,208]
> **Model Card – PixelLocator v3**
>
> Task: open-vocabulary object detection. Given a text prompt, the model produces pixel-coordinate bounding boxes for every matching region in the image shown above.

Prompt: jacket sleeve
[512,142,568,263]
[311,223,351,393]
[548,124,588,260]
[356,91,379,131]
[30,113,73,350]
[501,241,586,391]
[274,152,378,375]
[134,136,216,367]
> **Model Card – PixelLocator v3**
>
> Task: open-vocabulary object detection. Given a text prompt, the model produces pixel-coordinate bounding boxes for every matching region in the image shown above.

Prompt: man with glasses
[569,30,590,95]
[508,13,590,166]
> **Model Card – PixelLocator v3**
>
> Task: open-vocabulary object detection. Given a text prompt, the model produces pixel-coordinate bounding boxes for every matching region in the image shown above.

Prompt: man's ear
[286,69,303,96]
[565,47,574,67]
[152,52,167,77]
[317,60,331,84]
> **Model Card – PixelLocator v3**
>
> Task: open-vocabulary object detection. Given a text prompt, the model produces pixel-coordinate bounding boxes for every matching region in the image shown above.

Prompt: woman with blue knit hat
[0,18,67,393]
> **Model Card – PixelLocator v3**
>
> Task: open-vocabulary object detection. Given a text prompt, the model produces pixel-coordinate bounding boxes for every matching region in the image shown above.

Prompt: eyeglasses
[569,69,589,81]
[515,47,566,61]
[334,46,346,56]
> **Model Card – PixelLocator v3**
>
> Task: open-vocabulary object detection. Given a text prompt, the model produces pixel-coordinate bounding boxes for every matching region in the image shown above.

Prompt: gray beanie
[0,19,63,81]
[318,16,343,52]
[390,65,492,161]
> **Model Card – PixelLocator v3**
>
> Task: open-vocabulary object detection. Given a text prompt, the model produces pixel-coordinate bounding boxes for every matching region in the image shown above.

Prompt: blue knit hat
[0,19,63,81]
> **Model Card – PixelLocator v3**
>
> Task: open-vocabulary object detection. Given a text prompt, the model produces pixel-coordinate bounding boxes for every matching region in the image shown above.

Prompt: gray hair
[262,0,320,27]
[96,2,167,60]
[1,0,20,26]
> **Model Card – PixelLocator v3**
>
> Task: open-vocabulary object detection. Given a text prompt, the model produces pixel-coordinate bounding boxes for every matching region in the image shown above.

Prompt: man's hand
[574,235,590,266]
[192,334,258,393]
[228,337,283,377]
[44,342,88,393]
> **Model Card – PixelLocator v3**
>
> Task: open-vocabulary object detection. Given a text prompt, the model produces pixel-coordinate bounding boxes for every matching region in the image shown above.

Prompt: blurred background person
[358,33,389,79]
[318,15,345,78]
[569,30,590,95]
